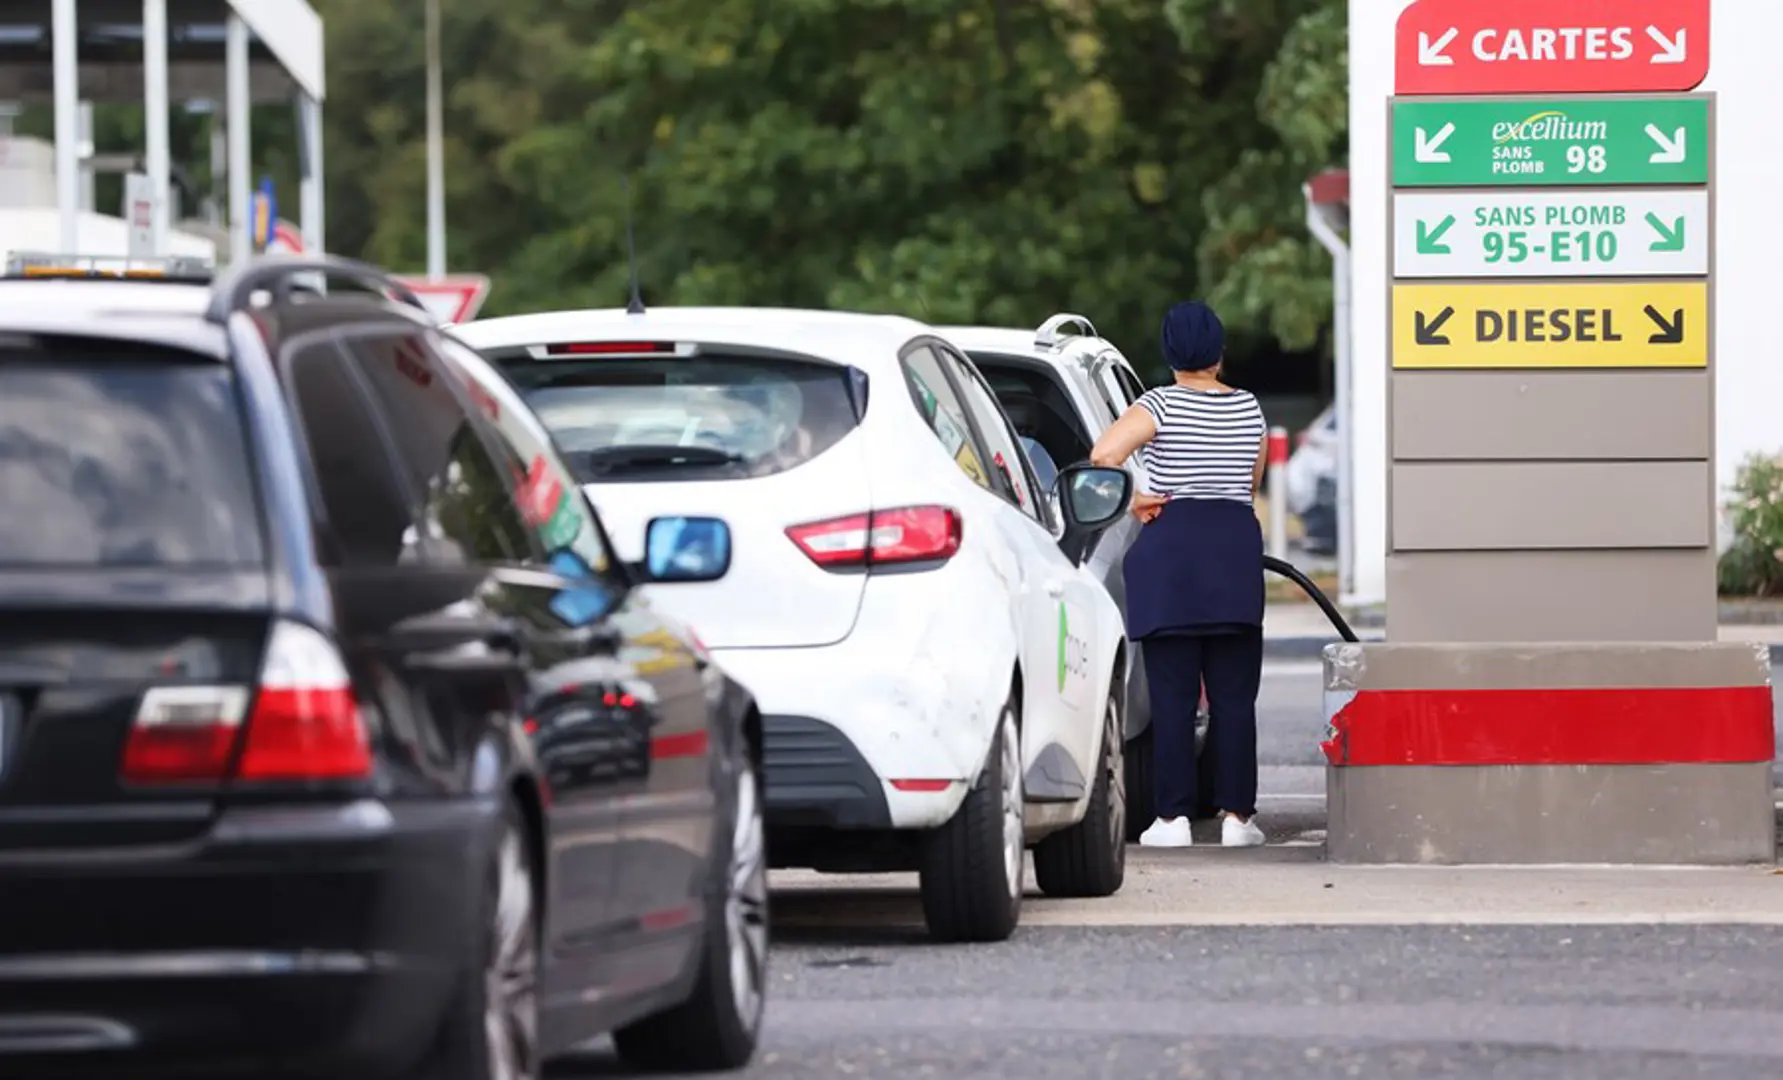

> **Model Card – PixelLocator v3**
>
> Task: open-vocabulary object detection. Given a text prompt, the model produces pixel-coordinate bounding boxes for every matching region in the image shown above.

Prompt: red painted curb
[1322,686,1774,767]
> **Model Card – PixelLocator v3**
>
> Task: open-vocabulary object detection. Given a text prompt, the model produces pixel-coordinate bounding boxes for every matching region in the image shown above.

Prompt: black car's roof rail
[203,254,429,325]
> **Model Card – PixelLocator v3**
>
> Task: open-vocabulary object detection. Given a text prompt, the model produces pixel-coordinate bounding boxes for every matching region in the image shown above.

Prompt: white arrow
[1645,26,1687,64]
[1415,123,1456,163]
[1419,28,1458,66]
[1645,124,1686,164]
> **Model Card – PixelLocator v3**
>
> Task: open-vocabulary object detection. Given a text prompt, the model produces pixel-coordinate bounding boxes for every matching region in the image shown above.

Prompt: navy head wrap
[1160,300,1225,371]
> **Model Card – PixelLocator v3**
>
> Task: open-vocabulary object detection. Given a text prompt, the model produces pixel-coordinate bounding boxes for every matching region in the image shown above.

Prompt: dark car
[0,254,768,1078]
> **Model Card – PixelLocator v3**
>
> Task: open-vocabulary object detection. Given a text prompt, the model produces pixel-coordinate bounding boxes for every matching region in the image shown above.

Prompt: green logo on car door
[1056,600,1090,696]
[1057,602,1068,691]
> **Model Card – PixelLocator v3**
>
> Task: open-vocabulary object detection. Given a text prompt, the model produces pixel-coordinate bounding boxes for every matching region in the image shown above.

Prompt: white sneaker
[1138,817,1194,848]
[1221,814,1265,848]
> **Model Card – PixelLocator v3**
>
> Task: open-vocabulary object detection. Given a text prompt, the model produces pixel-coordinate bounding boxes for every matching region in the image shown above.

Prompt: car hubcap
[999,705,1024,900]
[1106,702,1127,858]
[485,828,537,1080]
[725,767,769,1031]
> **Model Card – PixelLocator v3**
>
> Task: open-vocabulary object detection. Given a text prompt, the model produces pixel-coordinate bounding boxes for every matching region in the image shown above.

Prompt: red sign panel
[1395,0,1710,96]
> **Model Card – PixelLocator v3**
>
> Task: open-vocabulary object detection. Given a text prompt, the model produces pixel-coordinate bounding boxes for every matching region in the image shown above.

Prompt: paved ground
[550,658,1783,1078]
[552,924,1783,1079]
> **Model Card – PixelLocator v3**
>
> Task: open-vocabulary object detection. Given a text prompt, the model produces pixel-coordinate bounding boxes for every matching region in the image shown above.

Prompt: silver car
[943,314,1218,837]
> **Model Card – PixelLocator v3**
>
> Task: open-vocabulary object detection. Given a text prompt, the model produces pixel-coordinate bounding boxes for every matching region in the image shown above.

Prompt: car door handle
[1042,579,1065,598]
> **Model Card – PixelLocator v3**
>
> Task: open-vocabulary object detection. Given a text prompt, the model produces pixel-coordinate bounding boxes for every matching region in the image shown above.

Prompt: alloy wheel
[1105,700,1126,855]
[999,705,1025,900]
[485,827,538,1080]
[725,766,770,1031]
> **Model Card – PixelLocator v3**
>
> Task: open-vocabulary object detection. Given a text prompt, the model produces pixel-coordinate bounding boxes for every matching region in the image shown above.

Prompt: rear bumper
[0,796,499,1077]
[760,714,894,829]
[713,633,997,830]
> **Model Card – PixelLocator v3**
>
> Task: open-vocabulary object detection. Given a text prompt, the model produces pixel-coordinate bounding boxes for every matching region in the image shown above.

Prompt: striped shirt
[1134,386,1267,504]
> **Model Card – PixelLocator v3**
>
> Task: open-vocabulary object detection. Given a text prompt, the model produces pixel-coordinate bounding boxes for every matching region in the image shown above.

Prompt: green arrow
[1646,212,1685,252]
[1416,215,1455,254]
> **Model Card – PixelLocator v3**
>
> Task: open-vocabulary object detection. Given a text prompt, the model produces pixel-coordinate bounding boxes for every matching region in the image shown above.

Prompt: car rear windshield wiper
[571,444,748,479]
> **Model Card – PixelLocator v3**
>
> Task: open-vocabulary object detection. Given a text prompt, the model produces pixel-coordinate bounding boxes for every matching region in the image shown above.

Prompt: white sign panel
[1394,188,1709,279]
[123,172,154,260]
[395,274,492,324]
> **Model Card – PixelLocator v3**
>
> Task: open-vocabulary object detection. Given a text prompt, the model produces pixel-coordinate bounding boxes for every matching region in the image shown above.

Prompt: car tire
[406,796,540,1080]
[613,732,769,1073]
[1032,691,1125,898]
[919,693,1024,944]
[1123,724,1153,844]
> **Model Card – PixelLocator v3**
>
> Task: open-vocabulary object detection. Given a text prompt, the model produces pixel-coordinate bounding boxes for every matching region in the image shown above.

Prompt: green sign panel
[1392,97,1709,188]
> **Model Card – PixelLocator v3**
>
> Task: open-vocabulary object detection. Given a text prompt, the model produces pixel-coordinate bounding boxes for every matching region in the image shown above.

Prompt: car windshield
[0,344,264,567]
[487,353,862,483]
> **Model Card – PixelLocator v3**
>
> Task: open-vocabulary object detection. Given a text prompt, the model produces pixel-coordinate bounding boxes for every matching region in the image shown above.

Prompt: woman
[1089,300,1268,849]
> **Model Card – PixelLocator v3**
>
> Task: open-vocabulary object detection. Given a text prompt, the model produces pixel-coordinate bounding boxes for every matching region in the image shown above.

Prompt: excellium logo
[1490,111,1608,177]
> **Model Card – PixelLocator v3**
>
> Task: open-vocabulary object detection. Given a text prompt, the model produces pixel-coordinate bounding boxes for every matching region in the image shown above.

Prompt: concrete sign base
[1321,642,1775,865]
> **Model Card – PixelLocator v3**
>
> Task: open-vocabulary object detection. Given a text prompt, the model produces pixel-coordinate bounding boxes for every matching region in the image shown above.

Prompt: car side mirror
[1054,464,1132,563]
[634,516,733,583]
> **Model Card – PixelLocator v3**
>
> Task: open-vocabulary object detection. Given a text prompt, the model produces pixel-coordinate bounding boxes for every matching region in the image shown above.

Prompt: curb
[1263,638,1783,664]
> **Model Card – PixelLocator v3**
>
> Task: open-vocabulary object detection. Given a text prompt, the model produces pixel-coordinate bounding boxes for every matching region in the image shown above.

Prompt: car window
[0,341,263,567]
[937,346,1041,522]
[971,356,1093,473]
[483,345,863,485]
[435,338,620,587]
[1112,359,1146,404]
[342,330,540,567]
[285,337,430,567]
[901,344,993,492]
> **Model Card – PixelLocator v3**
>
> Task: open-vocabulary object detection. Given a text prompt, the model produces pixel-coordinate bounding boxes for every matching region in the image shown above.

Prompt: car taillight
[785,506,962,569]
[120,621,371,786]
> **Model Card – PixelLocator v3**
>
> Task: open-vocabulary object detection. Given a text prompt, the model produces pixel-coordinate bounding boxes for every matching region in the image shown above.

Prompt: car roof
[0,279,228,355]
[451,306,936,372]
[939,324,1114,362]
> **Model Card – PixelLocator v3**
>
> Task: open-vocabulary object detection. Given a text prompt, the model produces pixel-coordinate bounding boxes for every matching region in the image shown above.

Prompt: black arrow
[1644,304,1684,344]
[1414,306,1454,345]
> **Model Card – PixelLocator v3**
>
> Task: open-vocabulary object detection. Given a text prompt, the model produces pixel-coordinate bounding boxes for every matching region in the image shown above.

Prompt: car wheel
[919,692,1023,943]
[1123,724,1153,844]
[407,797,539,1080]
[612,734,768,1072]
[1033,691,1125,897]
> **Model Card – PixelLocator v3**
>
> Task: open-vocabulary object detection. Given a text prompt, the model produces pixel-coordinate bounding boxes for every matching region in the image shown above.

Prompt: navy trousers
[1140,629,1264,820]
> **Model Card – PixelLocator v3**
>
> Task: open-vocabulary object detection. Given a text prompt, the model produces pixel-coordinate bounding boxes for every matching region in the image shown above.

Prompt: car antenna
[622,173,645,315]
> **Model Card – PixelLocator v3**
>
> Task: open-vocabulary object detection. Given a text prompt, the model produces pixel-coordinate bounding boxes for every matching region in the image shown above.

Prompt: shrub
[1717,453,1783,597]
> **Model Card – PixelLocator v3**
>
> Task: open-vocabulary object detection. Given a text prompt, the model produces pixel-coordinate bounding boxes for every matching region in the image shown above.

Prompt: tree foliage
[19,0,1346,377]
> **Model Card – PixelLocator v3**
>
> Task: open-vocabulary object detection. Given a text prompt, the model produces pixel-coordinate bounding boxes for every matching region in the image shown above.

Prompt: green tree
[11,0,1350,377]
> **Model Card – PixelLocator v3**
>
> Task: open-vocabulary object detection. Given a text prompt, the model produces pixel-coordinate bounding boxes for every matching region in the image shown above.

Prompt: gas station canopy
[0,0,322,104]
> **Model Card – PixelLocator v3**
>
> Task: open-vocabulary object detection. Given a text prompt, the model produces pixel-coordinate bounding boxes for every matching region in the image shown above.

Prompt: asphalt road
[553,924,1783,1079]
[547,659,1783,1078]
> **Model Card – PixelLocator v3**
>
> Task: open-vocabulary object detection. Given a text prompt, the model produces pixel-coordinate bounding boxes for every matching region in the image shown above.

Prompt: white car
[452,307,1134,943]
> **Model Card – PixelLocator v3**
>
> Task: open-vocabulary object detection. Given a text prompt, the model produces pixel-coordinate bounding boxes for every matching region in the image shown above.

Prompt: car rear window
[0,342,264,567]
[486,352,864,483]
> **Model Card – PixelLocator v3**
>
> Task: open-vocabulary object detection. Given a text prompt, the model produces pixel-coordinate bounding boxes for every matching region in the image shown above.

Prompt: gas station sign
[1392,96,1710,187]
[1394,0,1712,96]
[1391,281,1709,369]
[1393,189,1709,278]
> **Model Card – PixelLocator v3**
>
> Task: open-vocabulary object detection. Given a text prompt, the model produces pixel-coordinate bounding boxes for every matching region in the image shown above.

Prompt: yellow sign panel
[1392,282,1707,369]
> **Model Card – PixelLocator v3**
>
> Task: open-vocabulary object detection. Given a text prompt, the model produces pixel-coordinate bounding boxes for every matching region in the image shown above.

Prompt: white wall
[1347,0,1783,606]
